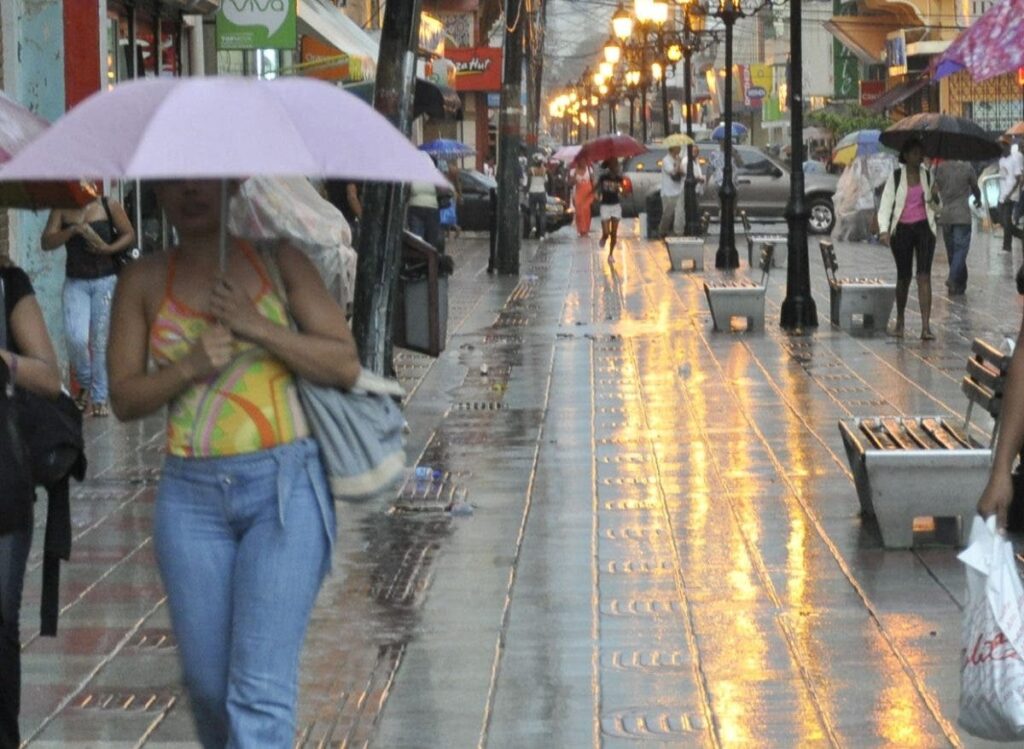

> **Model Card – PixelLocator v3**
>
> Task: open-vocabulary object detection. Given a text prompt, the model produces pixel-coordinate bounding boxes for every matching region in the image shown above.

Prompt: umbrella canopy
[831,129,887,166]
[0,76,447,186]
[662,133,695,149]
[934,0,1024,82]
[419,138,474,158]
[879,113,1001,161]
[711,122,748,141]
[0,90,94,209]
[551,145,582,163]
[571,135,645,166]
[1006,122,1024,137]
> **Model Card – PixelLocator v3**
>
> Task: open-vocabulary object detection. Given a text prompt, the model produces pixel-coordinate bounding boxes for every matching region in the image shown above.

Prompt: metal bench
[837,339,1010,548]
[819,240,895,332]
[740,210,785,267]
[703,244,774,332]
[664,236,705,272]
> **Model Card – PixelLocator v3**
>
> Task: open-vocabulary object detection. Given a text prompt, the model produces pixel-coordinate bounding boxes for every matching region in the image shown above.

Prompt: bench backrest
[962,338,1011,445]
[700,211,711,237]
[758,244,774,285]
[818,240,839,288]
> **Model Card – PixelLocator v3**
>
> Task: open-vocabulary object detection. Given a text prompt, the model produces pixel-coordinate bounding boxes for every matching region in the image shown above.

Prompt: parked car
[454,169,573,236]
[620,143,839,234]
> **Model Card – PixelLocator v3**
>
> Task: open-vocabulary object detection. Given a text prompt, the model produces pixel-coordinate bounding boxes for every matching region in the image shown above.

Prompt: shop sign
[216,0,297,50]
[749,63,773,92]
[300,36,364,82]
[419,13,446,57]
[446,47,503,92]
[859,79,885,107]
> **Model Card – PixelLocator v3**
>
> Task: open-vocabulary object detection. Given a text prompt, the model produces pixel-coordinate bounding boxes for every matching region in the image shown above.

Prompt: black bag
[0,279,33,534]
[101,197,140,272]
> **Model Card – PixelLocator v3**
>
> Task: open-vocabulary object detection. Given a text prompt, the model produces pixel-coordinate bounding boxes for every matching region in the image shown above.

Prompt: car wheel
[807,196,835,235]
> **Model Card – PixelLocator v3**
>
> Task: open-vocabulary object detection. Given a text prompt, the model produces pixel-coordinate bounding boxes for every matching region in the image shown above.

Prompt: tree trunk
[351,0,422,374]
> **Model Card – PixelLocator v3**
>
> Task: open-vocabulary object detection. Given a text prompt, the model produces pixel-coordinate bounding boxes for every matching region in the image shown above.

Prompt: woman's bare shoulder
[118,251,170,296]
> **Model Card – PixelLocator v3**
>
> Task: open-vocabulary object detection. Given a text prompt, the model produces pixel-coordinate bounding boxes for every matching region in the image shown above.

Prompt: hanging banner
[216,0,297,50]
[749,64,773,92]
[299,36,365,82]
[446,47,503,91]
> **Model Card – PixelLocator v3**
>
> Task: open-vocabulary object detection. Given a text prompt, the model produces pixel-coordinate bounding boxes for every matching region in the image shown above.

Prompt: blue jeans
[63,275,116,403]
[155,439,335,749]
[528,193,546,238]
[0,525,33,747]
[942,224,971,293]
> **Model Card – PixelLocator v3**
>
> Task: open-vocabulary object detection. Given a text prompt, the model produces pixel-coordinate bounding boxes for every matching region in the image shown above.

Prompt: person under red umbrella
[571,160,595,237]
[597,158,626,263]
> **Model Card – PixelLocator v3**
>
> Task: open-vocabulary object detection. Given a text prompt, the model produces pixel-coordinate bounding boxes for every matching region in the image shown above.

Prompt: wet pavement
[16,221,1024,748]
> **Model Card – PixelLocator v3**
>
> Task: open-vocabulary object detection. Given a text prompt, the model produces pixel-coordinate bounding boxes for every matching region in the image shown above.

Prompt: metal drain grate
[601,707,702,738]
[452,401,505,411]
[73,690,176,713]
[603,651,691,672]
[392,473,468,513]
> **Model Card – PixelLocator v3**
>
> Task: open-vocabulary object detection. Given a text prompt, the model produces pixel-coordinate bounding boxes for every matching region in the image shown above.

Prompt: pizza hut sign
[445,47,503,92]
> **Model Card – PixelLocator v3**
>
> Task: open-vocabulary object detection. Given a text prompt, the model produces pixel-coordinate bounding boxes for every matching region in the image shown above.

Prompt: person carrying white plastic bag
[958,515,1024,740]
[968,305,1024,740]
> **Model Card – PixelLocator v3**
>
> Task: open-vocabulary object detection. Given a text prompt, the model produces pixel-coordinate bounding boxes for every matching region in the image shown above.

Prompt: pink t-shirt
[899,183,927,224]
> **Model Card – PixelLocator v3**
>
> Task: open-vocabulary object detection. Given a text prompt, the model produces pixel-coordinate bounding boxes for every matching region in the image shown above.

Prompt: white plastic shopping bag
[958,515,1024,741]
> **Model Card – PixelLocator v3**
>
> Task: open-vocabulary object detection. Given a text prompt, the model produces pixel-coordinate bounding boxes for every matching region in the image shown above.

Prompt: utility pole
[352,0,422,373]
[495,0,525,274]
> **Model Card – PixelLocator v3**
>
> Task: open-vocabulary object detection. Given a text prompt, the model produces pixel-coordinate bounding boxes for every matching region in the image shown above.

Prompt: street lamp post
[714,0,742,269]
[779,0,818,330]
[679,25,701,234]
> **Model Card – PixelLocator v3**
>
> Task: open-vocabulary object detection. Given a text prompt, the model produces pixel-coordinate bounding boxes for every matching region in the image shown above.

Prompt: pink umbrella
[552,145,582,163]
[0,76,447,264]
[0,90,94,208]
[934,0,1024,81]
[571,135,645,167]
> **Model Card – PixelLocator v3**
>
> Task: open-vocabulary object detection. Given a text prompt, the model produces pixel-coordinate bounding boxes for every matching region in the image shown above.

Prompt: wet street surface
[17,222,1024,747]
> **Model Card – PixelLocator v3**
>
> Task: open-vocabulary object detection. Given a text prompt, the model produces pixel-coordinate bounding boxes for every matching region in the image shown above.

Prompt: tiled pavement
[15,220,1024,748]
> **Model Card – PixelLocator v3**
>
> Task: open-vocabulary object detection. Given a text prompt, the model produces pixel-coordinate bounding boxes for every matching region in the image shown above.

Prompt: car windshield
[460,169,497,190]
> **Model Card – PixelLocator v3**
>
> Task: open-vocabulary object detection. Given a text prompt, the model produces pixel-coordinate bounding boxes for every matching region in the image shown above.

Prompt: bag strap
[0,275,7,351]
[100,196,117,239]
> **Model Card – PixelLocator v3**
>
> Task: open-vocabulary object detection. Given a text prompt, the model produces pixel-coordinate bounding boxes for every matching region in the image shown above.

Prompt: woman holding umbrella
[107,180,361,748]
[598,158,626,262]
[877,138,939,339]
[571,160,595,236]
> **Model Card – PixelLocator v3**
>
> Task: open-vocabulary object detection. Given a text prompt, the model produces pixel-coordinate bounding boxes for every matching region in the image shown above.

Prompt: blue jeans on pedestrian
[942,223,971,294]
[528,193,546,238]
[63,275,116,404]
[154,439,335,749]
[0,524,33,747]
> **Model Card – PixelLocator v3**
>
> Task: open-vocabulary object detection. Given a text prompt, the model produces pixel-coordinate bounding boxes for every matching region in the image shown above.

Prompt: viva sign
[217,0,297,50]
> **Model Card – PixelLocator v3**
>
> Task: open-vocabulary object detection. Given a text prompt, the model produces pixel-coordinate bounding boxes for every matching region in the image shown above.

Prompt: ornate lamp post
[624,68,641,137]
[713,0,742,269]
[674,0,707,235]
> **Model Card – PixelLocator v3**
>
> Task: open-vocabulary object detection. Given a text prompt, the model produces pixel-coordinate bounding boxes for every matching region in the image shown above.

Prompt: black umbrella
[880,113,1001,161]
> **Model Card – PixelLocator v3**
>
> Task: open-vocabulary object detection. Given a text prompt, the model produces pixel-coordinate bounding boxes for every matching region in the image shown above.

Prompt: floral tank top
[149,243,309,458]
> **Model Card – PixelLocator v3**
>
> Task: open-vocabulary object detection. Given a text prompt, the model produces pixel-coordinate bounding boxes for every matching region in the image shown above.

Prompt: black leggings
[0,526,32,747]
[891,220,935,281]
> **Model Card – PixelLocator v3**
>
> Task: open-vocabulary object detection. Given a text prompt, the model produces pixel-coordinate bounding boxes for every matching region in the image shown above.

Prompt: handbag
[100,197,140,272]
[260,248,407,502]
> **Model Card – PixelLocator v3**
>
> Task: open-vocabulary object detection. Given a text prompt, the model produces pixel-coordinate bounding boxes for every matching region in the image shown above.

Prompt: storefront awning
[297,0,378,78]
[824,15,905,64]
[867,77,930,112]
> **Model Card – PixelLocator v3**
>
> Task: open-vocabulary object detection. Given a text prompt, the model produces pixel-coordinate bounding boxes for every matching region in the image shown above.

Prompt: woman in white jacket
[876,138,939,340]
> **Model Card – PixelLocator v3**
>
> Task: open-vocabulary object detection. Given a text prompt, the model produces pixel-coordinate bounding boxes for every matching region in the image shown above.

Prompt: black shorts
[891,220,935,281]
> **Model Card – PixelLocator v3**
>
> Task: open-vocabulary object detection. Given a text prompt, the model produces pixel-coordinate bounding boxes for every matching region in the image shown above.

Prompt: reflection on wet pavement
[17,227,1023,747]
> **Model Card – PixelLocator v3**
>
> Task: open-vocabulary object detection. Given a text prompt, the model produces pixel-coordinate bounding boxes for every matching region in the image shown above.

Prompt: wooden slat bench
[703,244,774,332]
[837,339,1010,548]
[819,240,896,333]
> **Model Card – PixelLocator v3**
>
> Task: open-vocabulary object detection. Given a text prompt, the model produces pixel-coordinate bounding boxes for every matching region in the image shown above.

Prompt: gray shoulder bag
[260,249,407,502]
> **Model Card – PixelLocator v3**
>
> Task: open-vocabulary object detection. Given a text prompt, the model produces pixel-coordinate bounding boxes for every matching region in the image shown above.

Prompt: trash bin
[394,230,451,357]
[646,190,663,239]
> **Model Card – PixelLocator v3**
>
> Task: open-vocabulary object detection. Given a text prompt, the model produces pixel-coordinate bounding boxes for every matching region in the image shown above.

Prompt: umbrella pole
[219,178,228,274]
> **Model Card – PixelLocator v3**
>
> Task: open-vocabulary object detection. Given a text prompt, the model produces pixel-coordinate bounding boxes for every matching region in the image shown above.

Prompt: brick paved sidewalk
[17,225,1023,747]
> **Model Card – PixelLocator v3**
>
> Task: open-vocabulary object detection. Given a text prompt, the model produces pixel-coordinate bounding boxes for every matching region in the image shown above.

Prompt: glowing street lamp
[612,4,634,39]
[599,61,615,79]
[603,37,623,65]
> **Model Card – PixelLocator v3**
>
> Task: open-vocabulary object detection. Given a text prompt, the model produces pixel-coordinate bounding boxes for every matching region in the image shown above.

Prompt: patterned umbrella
[934,0,1024,81]
[831,129,888,167]
[418,139,475,158]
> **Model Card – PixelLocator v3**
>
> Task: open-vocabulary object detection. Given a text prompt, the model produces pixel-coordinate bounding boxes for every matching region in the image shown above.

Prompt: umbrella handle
[219,179,228,274]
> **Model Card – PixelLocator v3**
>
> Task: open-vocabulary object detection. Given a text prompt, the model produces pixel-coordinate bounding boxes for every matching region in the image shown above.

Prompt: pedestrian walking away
[659,144,684,237]
[932,158,979,295]
[877,137,939,340]
[0,257,63,748]
[598,158,625,263]
[107,179,362,749]
[41,195,135,417]
[998,135,1024,253]
[407,181,445,253]
[571,161,595,236]
[527,155,548,240]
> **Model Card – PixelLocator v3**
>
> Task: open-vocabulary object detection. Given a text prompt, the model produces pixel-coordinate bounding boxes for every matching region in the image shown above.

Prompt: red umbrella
[934,0,1024,82]
[0,90,94,209]
[571,135,645,167]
